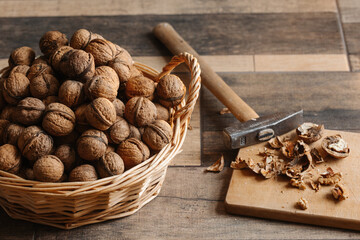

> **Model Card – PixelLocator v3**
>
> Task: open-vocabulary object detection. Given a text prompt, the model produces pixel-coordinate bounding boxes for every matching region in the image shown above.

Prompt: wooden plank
[255,54,349,72]
[0,13,344,58]
[338,0,360,23]
[343,23,360,55]
[0,209,34,240]
[33,167,360,239]
[349,54,360,72]
[0,0,337,18]
[201,72,360,165]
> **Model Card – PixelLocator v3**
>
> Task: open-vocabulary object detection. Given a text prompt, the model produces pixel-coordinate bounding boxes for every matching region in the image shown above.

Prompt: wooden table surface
[1,0,360,239]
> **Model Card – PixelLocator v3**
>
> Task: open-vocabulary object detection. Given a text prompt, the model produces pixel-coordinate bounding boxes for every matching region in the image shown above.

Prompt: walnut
[77,129,108,161]
[32,56,48,65]
[49,46,73,72]
[30,74,59,99]
[296,122,324,143]
[95,66,120,90]
[128,124,141,140]
[219,107,231,115]
[124,96,157,127]
[27,63,54,80]
[318,167,342,185]
[321,135,350,159]
[0,144,21,174]
[3,73,30,105]
[106,145,116,153]
[42,103,76,136]
[310,180,321,192]
[42,95,59,106]
[53,130,79,146]
[58,80,86,108]
[268,136,283,149]
[116,138,150,170]
[290,178,306,190]
[85,39,116,66]
[10,65,30,76]
[0,105,15,121]
[14,97,45,125]
[332,183,349,201]
[96,152,125,178]
[39,31,68,57]
[113,45,133,66]
[9,46,35,67]
[107,58,132,91]
[60,49,95,82]
[281,140,296,159]
[3,123,24,145]
[206,155,224,172]
[112,98,125,117]
[0,119,10,145]
[156,74,186,108]
[17,126,53,165]
[125,75,155,100]
[85,98,116,131]
[24,168,35,180]
[54,144,76,172]
[70,29,104,50]
[296,197,308,210]
[108,116,130,144]
[74,104,90,133]
[85,75,118,101]
[155,103,170,121]
[68,164,98,182]
[310,148,324,164]
[33,155,64,182]
[142,120,173,151]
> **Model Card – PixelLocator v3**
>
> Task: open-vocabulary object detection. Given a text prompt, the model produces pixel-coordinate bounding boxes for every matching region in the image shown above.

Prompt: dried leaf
[206,155,224,172]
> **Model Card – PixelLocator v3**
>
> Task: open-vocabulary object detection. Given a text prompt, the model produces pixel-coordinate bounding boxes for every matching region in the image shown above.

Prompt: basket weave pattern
[0,52,201,229]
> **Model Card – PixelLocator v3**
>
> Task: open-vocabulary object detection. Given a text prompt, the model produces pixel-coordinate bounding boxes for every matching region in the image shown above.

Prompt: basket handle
[157,52,201,124]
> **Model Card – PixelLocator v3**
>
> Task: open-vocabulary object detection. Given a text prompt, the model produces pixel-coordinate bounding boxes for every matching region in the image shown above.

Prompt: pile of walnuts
[0,29,186,183]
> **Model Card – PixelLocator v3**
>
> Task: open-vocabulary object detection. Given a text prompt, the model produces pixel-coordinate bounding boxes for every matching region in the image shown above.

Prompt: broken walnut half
[206,155,224,172]
[296,122,324,144]
[332,183,349,201]
[321,135,350,159]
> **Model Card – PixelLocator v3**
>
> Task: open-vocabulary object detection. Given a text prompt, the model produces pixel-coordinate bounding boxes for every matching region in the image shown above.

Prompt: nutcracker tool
[153,23,303,149]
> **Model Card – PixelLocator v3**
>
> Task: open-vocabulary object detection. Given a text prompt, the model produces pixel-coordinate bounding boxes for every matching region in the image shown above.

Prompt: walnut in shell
[27,63,54,80]
[112,98,125,117]
[124,96,157,127]
[155,103,170,121]
[108,116,130,144]
[96,152,125,178]
[70,29,104,50]
[296,122,324,143]
[125,75,155,100]
[54,144,76,173]
[30,73,59,99]
[85,75,118,101]
[3,73,30,105]
[10,65,30,76]
[116,138,150,170]
[0,144,21,174]
[95,66,120,90]
[39,31,68,57]
[33,155,64,182]
[14,97,45,125]
[85,39,116,66]
[321,135,350,159]
[69,164,98,182]
[77,129,108,161]
[142,120,173,151]
[49,46,73,72]
[86,97,116,131]
[9,46,35,67]
[42,103,76,136]
[156,74,186,108]
[58,80,86,108]
[60,49,95,82]
[74,104,90,132]
[3,123,24,145]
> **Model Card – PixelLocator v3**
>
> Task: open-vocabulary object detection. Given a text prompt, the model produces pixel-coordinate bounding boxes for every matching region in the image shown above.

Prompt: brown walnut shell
[0,119,10,145]
[10,65,30,76]
[96,151,125,178]
[9,46,35,67]
[85,75,118,101]
[32,56,48,65]
[0,105,15,121]
[27,63,54,80]
[33,155,64,182]
[0,144,21,174]
[112,98,125,117]
[3,73,30,105]
[70,29,104,50]
[39,31,68,57]
[58,80,86,108]
[17,126,53,165]
[69,164,98,182]
[95,66,120,90]
[42,103,76,136]
[116,138,150,170]
[128,124,141,140]
[85,39,116,66]
[155,103,170,121]
[156,74,186,108]
[60,49,95,82]
[86,97,116,131]
[114,45,133,66]
[77,129,108,161]
[49,46,73,72]
[142,120,173,151]
[53,130,79,146]
[42,95,59,106]
[54,144,76,172]
[108,116,130,144]
[296,122,324,144]
[125,75,155,100]
[30,73,59,99]
[3,123,24,145]
[108,58,131,91]
[14,97,45,125]
[124,96,157,127]
[74,104,90,132]
[321,135,350,159]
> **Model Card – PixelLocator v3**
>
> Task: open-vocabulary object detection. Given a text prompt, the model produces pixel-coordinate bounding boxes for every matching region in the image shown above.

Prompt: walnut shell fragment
[332,183,349,201]
[296,122,324,143]
[268,136,283,149]
[206,155,224,172]
[310,148,324,164]
[318,167,342,185]
[296,197,308,210]
[321,135,350,159]
[281,140,296,159]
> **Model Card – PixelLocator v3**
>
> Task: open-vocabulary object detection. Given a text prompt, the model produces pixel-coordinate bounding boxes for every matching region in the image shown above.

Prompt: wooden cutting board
[225,129,360,231]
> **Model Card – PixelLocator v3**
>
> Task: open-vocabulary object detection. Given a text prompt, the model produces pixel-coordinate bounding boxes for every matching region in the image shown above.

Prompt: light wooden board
[338,0,360,23]
[225,129,360,230]
[0,0,337,18]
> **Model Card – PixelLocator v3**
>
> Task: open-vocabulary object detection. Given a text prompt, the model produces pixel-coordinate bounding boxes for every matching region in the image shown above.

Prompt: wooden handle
[153,22,259,122]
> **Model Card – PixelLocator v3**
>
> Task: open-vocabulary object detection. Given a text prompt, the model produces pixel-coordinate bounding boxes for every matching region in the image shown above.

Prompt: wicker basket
[0,52,201,229]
